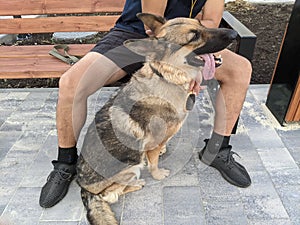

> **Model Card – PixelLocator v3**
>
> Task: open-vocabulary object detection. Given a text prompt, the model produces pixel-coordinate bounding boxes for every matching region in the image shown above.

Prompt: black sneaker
[199,139,251,188]
[39,160,76,208]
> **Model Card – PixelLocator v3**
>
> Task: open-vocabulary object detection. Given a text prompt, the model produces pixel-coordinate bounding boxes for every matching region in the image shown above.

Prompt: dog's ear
[137,13,166,36]
[124,39,167,59]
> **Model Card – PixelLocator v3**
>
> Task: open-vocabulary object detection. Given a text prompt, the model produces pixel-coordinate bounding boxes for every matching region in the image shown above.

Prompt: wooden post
[266,0,300,124]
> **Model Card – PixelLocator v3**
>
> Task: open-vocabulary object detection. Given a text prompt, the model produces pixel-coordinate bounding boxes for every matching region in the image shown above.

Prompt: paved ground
[0,84,299,225]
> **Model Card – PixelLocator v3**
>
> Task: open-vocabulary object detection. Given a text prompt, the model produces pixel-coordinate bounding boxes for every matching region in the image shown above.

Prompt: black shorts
[90,27,147,75]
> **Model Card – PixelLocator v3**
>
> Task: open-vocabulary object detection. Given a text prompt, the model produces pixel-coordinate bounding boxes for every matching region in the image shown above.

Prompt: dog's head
[137,13,237,54]
[124,13,237,82]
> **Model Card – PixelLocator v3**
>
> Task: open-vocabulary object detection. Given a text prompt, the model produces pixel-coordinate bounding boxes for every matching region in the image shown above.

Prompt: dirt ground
[225,0,293,84]
[0,1,294,88]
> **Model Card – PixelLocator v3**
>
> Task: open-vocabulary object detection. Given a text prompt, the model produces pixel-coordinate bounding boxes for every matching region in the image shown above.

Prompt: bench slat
[0,58,71,78]
[0,44,94,58]
[0,0,124,16]
[0,16,119,34]
[0,44,95,79]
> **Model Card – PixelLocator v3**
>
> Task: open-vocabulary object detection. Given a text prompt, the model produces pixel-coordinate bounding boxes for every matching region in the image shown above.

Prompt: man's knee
[58,72,77,103]
[233,57,252,87]
[217,54,252,88]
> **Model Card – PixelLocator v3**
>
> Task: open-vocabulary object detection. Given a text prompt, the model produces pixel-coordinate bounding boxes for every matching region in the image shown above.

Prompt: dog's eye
[190,30,201,42]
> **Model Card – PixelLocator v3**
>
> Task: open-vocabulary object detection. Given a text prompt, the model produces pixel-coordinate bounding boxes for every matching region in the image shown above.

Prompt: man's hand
[189,79,205,95]
[145,29,155,37]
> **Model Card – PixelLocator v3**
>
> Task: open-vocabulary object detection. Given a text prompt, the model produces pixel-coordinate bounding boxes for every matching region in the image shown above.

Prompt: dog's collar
[149,63,164,78]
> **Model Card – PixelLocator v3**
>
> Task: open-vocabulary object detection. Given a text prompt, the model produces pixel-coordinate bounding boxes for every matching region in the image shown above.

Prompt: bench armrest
[221,11,257,61]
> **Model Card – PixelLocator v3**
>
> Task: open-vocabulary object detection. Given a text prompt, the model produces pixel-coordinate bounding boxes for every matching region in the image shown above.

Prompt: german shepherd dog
[76,13,237,225]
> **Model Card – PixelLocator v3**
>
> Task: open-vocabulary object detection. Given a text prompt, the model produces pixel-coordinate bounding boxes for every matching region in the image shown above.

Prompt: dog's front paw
[151,168,170,180]
[102,192,119,204]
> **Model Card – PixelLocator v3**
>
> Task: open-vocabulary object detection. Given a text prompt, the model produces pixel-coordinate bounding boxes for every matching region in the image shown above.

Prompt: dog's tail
[81,189,118,225]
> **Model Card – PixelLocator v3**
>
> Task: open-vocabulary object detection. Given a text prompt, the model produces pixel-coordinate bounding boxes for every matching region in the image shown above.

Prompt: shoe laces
[226,151,241,166]
[217,147,241,168]
[47,169,73,184]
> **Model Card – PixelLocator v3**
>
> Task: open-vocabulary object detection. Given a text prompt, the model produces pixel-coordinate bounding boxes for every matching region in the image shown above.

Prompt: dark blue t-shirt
[115,0,207,34]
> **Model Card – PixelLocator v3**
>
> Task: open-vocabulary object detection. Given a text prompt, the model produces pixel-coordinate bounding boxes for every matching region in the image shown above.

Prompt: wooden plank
[0,44,97,79]
[0,71,64,79]
[0,57,70,69]
[0,57,71,78]
[0,15,119,34]
[285,75,300,122]
[294,103,300,121]
[0,0,124,16]
[0,44,94,58]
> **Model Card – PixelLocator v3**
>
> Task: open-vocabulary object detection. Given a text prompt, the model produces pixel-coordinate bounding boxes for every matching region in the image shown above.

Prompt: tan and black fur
[76,13,237,225]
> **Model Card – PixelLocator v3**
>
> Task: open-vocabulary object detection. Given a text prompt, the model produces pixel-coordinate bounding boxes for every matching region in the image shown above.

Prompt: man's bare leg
[57,52,126,147]
[214,49,252,135]
[40,52,127,208]
[199,49,252,188]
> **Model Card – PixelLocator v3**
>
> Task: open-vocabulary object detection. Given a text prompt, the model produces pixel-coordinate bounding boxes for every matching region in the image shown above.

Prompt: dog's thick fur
[76,13,237,225]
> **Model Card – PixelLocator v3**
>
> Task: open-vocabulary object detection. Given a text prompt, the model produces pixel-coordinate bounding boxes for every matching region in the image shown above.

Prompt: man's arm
[141,0,168,35]
[141,0,168,17]
[195,0,224,28]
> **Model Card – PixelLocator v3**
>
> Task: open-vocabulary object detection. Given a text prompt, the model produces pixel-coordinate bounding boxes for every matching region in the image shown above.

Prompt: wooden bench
[0,0,256,80]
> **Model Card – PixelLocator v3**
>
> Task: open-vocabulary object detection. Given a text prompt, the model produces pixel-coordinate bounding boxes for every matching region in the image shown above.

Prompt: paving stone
[122,184,162,225]
[40,182,83,222]
[163,186,205,225]
[0,110,14,128]
[0,145,39,189]
[17,91,50,111]
[240,171,290,221]
[0,187,17,212]
[0,91,9,99]
[269,168,300,187]
[161,156,200,187]
[4,91,30,100]
[241,92,283,133]
[242,195,290,221]
[204,200,248,225]
[0,92,29,111]
[20,134,59,187]
[257,147,298,171]
[249,218,293,225]
[278,132,300,150]
[276,185,300,225]
[38,222,79,225]
[249,84,270,104]
[0,120,24,132]
[246,127,286,149]
[286,147,300,167]
[196,162,249,224]
[1,187,43,225]
[0,130,23,157]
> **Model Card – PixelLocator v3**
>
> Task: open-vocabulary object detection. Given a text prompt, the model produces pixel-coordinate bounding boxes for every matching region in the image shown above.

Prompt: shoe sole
[212,165,251,188]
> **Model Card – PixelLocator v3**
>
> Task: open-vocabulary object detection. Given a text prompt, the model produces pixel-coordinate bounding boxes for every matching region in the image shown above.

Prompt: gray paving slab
[163,186,205,225]
[0,85,300,225]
